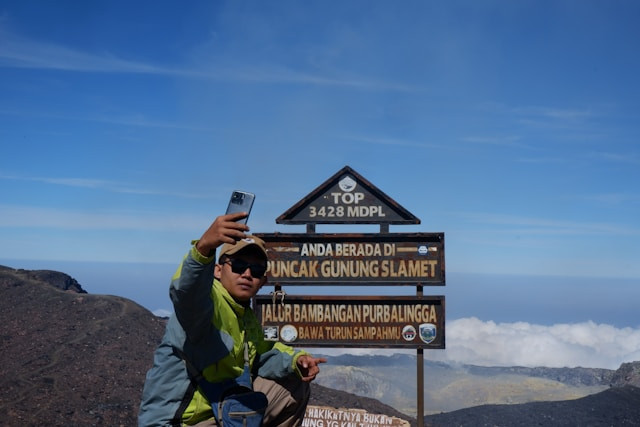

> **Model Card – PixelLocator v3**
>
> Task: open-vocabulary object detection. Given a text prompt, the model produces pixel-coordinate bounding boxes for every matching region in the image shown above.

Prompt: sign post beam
[418,347,424,427]
[417,284,424,427]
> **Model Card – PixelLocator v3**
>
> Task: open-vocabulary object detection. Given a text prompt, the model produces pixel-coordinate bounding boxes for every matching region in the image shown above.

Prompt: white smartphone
[225,190,255,224]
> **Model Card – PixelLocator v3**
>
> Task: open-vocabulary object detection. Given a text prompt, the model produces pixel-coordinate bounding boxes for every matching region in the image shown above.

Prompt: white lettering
[330,192,365,204]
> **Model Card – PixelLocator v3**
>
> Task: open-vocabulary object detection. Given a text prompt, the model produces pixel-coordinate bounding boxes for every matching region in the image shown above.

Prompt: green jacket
[139,244,306,426]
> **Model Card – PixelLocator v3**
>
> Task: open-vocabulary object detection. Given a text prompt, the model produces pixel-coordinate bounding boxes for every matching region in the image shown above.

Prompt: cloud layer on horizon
[317,317,640,370]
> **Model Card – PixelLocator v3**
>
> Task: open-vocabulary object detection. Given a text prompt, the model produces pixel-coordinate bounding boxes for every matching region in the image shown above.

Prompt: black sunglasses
[223,259,267,278]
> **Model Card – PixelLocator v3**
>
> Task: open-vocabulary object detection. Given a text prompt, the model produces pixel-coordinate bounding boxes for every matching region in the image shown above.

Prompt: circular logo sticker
[280,325,298,343]
[402,325,417,341]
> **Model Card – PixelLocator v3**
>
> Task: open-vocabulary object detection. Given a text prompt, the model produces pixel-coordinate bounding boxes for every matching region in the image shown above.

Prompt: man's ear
[214,263,222,280]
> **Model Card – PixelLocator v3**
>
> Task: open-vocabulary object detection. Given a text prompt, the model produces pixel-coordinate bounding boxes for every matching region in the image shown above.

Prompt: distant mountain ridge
[313,353,623,416]
[1,264,638,426]
[322,353,615,386]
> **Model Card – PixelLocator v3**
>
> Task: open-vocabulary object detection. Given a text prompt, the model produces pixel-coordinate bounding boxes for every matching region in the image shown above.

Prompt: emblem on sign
[280,324,298,343]
[402,325,417,341]
[338,176,357,192]
[263,326,279,341]
[419,323,437,344]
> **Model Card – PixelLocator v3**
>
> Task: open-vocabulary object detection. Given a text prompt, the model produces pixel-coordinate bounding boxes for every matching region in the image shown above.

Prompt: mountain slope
[0,265,410,425]
[0,265,167,425]
[1,265,638,427]
[424,385,640,426]
[315,354,612,415]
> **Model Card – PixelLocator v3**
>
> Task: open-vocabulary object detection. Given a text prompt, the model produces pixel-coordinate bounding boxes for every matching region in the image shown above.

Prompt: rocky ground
[424,385,640,426]
[1,265,638,427]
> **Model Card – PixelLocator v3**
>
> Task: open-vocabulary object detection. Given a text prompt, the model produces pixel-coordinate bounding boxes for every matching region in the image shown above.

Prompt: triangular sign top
[277,165,420,225]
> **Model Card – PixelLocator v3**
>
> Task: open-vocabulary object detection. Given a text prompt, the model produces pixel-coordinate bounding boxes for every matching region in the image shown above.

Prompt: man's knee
[254,376,310,427]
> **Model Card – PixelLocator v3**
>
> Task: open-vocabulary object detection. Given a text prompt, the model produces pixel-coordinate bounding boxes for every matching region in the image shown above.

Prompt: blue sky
[1,1,639,368]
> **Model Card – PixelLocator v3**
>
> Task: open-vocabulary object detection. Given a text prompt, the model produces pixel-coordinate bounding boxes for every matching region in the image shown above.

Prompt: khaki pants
[192,375,310,427]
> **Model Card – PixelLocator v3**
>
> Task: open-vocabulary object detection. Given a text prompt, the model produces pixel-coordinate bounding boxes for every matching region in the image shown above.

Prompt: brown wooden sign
[254,295,445,349]
[277,165,420,225]
[255,232,445,286]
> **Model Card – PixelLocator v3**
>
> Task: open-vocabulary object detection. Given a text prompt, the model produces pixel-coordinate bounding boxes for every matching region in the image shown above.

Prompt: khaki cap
[218,235,267,261]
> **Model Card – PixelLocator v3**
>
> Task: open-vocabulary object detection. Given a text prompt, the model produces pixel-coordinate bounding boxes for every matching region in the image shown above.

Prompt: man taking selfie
[139,212,326,426]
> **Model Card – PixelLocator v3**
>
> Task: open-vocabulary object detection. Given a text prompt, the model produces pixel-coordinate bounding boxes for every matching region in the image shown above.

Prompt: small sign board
[277,166,420,225]
[254,295,445,349]
[304,406,410,427]
[255,232,445,286]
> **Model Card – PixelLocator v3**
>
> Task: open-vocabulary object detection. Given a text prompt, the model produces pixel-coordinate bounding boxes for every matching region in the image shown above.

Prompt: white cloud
[456,211,640,237]
[484,103,595,123]
[591,151,640,166]
[579,192,640,204]
[320,318,640,370]
[0,33,168,74]
[0,173,208,198]
[337,134,442,149]
[435,318,640,369]
[0,204,208,231]
[0,31,411,92]
[460,135,529,149]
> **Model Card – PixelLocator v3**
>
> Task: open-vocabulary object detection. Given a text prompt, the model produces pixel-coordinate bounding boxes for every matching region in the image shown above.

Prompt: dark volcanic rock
[425,385,640,427]
[611,361,640,388]
[1,264,639,427]
[0,265,411,426]
[0,265,87,293]
[0,265,166,425]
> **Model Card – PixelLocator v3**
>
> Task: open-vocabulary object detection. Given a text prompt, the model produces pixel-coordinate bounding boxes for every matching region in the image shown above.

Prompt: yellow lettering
[263,304,273,322]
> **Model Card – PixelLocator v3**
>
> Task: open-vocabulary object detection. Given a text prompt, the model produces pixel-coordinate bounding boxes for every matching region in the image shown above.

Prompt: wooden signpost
[255,165,445,427]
